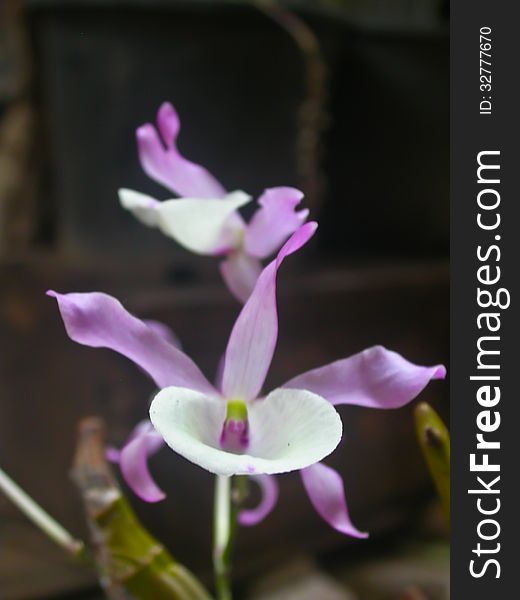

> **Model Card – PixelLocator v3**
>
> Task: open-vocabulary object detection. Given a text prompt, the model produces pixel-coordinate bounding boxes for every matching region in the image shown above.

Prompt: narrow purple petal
[244,187,309,259]
[239,474,279,526]
[283,346,446,408]
[136,102,226,198]
[130,419,162,441]
[301,462,368,538]
[48,291,216,394]
[106,420,160,464]
[221,222,318,401]
[143,319,182,349]
[106,447,121,462]
[120,430,166,503]
[156,101,181,149]
[219,251,263,304]
[106,421,165,502]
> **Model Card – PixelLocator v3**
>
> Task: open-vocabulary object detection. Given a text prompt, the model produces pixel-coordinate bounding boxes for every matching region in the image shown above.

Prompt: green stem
[212,476,248,600]
[0,465,87,560]
[213,475,233,600]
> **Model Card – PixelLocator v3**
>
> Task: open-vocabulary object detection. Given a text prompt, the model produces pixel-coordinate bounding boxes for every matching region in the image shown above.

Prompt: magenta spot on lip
[220,418,249,453]
[246,465,256,474]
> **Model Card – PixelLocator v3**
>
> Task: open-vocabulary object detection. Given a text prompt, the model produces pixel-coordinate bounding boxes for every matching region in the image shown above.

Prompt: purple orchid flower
[118,102,309,302]
[48,223,445,537]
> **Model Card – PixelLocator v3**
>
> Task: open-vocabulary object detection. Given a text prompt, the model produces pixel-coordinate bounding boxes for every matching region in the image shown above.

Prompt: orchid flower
[118,102,309,302]
[49,223,445,537]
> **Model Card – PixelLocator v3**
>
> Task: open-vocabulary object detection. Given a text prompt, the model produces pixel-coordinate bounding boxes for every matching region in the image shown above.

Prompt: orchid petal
[239,474,279,526]
[120,428,166,503]
[219,251,262,304]
[106,420,160,462]
[283,346,446,408]
[244,187,309,259]
[118,188,161,228]
[221,222,318,401]
[137,102,226,198]
[155,191,250,255]
[48,291,216,394]
[106,447,121,462]
[143,319,182,349]
[106,421,165,502]
[301,462,368,538]
[149,386,341,477]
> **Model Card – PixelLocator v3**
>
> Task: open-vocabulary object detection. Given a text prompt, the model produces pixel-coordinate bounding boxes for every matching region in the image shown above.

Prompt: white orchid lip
[118,189,251,256]
[149,387,343,478]
[155,190,251,255]
[118,188,161,228]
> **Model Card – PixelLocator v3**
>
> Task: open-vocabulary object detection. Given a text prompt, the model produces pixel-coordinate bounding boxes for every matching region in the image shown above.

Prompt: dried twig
[401,586,430,600]
[71,417,213,600]
[253,0,329,212]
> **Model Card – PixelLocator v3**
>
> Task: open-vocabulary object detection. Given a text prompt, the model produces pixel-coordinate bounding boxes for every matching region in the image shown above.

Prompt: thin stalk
[0,465,86,560]
[212,476,248,600]
[213,475,233,600]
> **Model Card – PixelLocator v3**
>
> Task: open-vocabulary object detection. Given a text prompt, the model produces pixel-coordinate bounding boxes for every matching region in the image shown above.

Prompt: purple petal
[221,222,318,401]
[120,429,166,503]
[244,187,309,259]
[106,421,165,503]
[106,419,159,464]
[219,251,263,304]
[143,319,182,349]
[301,462,367,538]
[284,346,446,408]
[48,291,216,394]
[239,474,279,526]
[130,419,162,441]
[137,102,226,198]
[106,447,121,462]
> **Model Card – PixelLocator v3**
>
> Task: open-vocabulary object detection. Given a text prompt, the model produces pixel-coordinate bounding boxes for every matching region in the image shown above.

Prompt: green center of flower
[226,399,248,421]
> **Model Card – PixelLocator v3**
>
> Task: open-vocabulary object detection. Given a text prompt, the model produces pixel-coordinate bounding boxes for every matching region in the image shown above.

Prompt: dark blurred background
[0,1,449,598]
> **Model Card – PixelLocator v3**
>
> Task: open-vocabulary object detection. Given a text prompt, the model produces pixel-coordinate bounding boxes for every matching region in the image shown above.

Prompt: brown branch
[71,417,213,600]
[71,418,132,599]
[401,586,430,600]
[253,0,329,212]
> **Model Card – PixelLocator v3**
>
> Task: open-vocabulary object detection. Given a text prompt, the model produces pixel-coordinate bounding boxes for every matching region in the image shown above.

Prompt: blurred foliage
[414,403,450,528]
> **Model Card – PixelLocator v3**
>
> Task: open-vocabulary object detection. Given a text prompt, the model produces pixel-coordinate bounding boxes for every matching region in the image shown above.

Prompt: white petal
[149,386,342,477]
[155,191,250,255]
[118,188,161,227]
[246,388,342,474]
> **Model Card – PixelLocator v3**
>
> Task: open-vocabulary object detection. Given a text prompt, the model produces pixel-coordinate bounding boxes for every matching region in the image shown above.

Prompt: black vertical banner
[452,1,520,597]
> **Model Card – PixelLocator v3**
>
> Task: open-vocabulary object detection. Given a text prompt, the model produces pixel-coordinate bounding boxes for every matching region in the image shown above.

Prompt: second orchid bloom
[118,102,309,302]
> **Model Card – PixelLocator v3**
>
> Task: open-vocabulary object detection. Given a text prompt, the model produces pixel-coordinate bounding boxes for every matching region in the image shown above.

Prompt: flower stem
[0,466,86,560]
[213,475,236,600]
